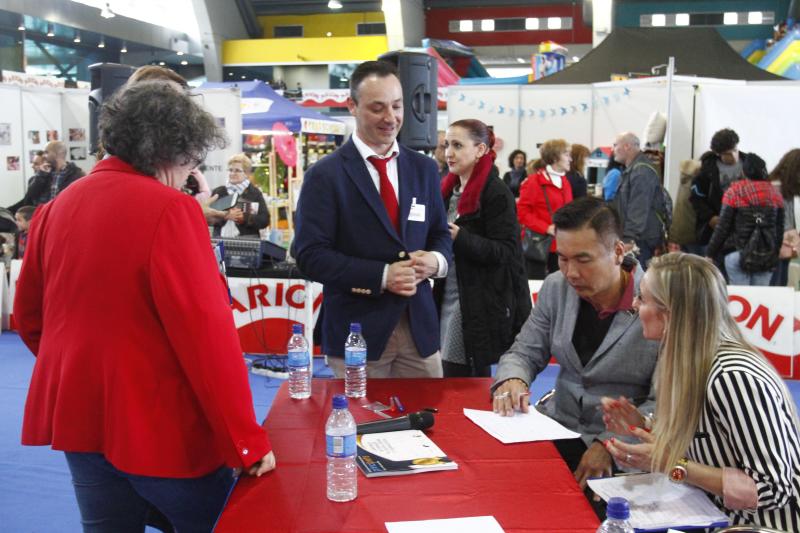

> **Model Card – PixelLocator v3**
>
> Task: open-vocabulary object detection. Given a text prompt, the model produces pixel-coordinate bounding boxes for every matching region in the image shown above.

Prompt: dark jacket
[565,170,588,198]
[434,167,532,371]
[53,162,84,197]
[615,152,666,244]
[502,168,526,198]
[211,183,269,237]
[690,151,750,245]
[706,179,784,268]
[7,171,53,213]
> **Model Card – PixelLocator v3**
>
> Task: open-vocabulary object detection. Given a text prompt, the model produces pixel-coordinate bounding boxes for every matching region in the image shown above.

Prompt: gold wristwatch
[668,457,689,483]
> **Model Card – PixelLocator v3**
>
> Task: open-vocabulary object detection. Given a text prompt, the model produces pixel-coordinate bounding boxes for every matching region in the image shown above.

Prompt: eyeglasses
[228,168,245,174]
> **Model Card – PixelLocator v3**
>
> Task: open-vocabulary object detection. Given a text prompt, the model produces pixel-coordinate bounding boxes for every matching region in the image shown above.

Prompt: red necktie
[367,154,399,233]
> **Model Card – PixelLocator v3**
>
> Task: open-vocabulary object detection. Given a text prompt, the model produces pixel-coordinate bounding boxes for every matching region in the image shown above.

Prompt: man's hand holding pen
[492,378,530,416]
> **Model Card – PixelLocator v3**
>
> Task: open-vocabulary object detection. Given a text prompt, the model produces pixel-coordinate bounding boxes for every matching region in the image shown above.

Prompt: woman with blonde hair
[603,253,800,529]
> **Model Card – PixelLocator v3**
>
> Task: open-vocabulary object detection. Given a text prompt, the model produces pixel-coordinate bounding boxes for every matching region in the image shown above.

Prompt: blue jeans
[65,452,236,533]
[724,251,773,286]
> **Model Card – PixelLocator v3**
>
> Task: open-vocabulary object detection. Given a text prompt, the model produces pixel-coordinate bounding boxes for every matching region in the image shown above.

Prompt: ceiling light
[651,14,666,27]
[98,36,105,48]
[327,0,342,9]
[516,57,526,64]
[459,20,473,32]
[547,17,562,30]
[159,61,165,66]
[180,60,188,65]
[572,56,580,62]
[241,75,246,79]
[228,72,233,76]
[120,41,127,53]
[177,51,184,56]
[481,19,494,31]
[525,18,539,30]
[675,13,690,26]
[46,24,55,37]
[723,12,738,25]
[73,31,81,43]
[748,11,763,24]
[17,18,25,31]
[326,31,332,37]
[100,3,115,19]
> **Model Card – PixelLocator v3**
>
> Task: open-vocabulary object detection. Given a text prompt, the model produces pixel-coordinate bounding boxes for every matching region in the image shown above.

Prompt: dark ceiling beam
[251,0,382,16]
[235,0,263,38]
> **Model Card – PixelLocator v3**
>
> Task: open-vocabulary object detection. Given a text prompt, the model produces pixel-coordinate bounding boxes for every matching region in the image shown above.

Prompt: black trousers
[553,438,609,521]
[442,360,492,378]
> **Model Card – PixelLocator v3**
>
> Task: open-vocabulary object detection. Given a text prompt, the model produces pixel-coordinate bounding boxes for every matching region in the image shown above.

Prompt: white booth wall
[447,77,800,199]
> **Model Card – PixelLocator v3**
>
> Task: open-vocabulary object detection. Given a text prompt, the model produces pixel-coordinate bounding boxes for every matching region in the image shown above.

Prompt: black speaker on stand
[89,63,136,155]
[378,51,438,151]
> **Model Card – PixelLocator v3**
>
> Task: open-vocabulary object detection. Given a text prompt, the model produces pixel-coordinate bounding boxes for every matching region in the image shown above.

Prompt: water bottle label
[326,433,356,457]
[288,350,310,367]
[344,348,366,366]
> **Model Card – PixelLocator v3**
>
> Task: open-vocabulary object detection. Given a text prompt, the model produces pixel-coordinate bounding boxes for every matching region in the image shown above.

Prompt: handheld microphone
[356,410,435,435]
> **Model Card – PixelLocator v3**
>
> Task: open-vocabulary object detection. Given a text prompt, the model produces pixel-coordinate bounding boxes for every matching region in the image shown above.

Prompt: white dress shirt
[351,131,447,288]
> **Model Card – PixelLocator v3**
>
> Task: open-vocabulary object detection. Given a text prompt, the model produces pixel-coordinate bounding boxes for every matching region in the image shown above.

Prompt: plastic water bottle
[596,497,635,533]
[326,394,357,502]
[344,323,367,398]
[287,324,311,399]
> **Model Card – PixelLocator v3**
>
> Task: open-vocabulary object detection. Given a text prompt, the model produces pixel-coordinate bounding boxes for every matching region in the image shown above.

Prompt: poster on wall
[6,156,20,171]
[46,130,58,142]
[69,147,87,161]
[0,123,11,145]
[27,130,40,144]
[68,128,85,142]
[28,150,39,163]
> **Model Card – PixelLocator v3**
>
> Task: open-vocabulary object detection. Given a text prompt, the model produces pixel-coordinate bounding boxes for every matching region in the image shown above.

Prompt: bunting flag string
[453,87,632,121]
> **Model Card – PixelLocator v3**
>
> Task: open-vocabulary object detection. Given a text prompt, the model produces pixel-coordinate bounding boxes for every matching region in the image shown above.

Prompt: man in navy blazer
[294,60,452,378]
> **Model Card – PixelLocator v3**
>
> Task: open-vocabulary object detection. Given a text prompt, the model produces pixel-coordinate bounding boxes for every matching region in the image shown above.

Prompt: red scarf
[440,152,495,217]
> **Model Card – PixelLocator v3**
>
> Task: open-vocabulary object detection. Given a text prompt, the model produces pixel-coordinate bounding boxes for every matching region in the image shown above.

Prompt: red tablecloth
[216,378,600,533]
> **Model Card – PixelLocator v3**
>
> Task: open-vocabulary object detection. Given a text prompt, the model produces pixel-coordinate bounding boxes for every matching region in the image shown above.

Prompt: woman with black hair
[502,149,527,198]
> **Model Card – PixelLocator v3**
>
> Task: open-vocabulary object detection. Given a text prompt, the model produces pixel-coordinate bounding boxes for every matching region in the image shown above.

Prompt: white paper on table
[587,473,729,530]
[462,408,581,444]
[385,515,504,533]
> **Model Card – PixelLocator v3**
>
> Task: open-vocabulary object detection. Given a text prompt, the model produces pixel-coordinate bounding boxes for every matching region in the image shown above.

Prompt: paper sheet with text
[587,473,729,531]
[462,408,581,444]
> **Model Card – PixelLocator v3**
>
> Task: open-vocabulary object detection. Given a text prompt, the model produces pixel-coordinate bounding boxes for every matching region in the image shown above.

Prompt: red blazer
[517,169,574,252]
[14,157,271,478]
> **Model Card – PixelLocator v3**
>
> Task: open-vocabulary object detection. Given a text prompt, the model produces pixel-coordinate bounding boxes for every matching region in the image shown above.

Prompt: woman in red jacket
[14,81,275,532]
[518,139,574,279]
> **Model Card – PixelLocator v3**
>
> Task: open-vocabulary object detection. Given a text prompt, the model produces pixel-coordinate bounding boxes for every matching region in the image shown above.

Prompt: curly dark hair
[771,148,800,198]
[507,149,527,169]
[99,81,227,177]
[710,128,739,154]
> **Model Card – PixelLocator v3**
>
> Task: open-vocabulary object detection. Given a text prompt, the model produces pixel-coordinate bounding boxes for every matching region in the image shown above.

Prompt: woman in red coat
[14,80,275,532]
[518,139,574,279]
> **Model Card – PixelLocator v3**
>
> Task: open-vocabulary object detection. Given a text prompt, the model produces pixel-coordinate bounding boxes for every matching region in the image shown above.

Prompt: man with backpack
[706,153,784,286]
[612,132,669,269]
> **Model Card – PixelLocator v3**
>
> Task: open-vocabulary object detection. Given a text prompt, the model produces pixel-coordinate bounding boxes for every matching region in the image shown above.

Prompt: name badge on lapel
[408,197,426,222]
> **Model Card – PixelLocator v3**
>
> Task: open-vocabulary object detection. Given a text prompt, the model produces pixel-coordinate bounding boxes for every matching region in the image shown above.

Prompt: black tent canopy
[534,27,785,84]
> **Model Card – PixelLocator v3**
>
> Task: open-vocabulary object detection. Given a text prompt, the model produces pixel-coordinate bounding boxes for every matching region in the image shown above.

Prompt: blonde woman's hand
[601,396,646,436]
[604,428,655,472]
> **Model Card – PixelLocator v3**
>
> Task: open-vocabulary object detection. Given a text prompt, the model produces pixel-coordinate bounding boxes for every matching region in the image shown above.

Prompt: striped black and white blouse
[688,346,800,530]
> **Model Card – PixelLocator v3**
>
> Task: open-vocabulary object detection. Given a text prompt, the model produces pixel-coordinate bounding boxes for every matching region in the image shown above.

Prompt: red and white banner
[295,88,449,109]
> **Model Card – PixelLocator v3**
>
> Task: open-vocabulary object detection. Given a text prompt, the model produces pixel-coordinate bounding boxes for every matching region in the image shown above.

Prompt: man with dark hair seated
[490,196,660,518]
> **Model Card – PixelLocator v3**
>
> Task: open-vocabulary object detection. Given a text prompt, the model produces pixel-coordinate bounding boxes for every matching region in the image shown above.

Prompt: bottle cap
[332,394,348,409]
[606,497,630,520]
[292,324,303,335]
[349,323,361,334]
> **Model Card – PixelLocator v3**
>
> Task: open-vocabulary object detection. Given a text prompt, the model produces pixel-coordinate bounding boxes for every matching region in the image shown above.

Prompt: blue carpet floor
[0,331,560,532]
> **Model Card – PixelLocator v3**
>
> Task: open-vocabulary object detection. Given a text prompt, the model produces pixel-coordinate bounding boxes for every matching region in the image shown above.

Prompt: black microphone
[356,411,435,435]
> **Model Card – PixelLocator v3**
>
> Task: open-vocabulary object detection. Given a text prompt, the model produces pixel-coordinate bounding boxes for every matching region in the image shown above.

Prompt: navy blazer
[294,138,452,360]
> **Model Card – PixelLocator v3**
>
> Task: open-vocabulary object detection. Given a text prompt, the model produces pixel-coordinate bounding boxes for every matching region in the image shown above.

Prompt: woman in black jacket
[211,153,270,237]
[435,119,531,377]
[502,149,527,198]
